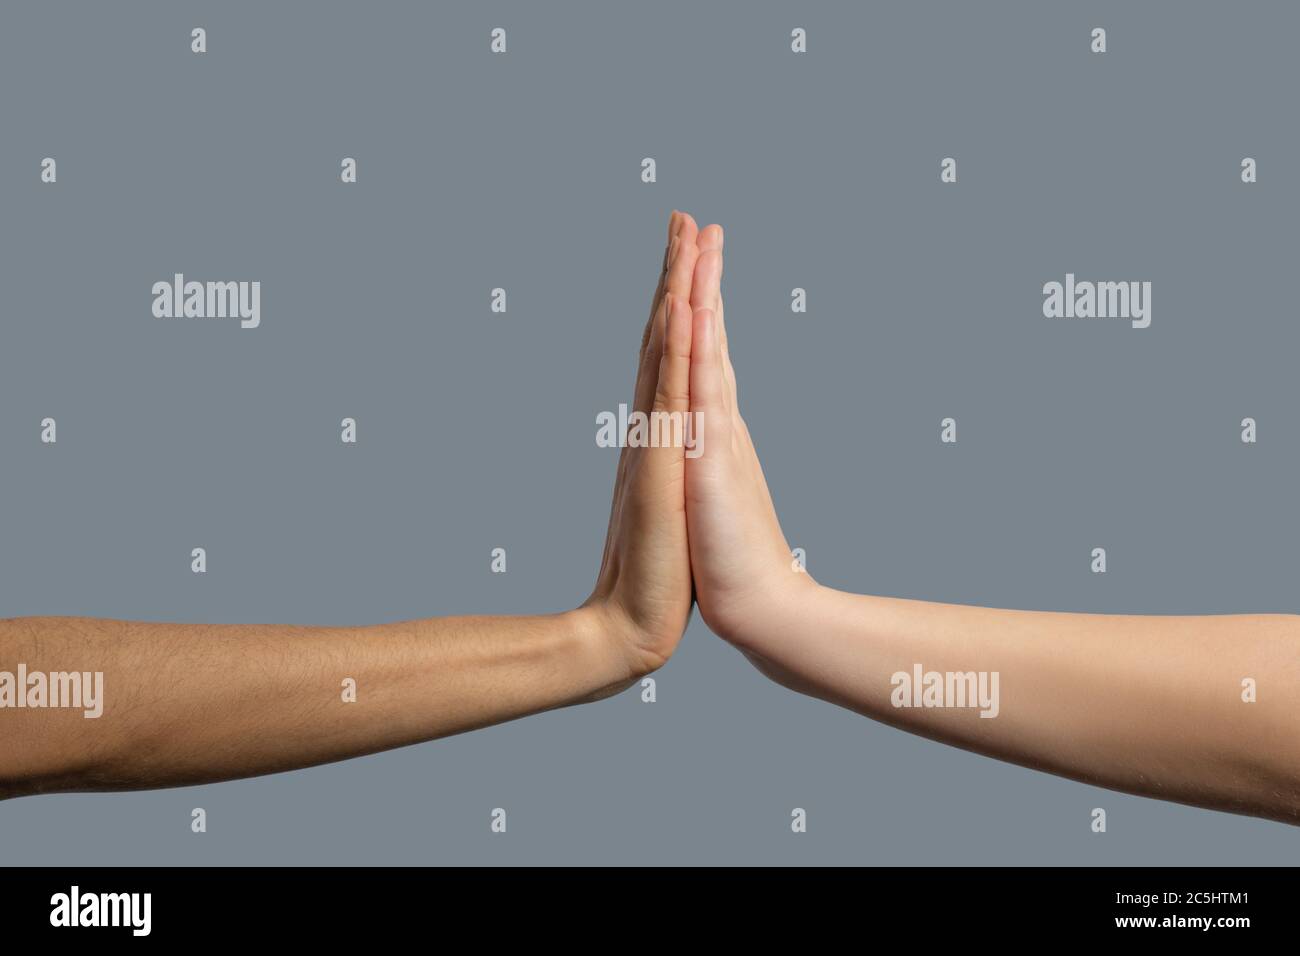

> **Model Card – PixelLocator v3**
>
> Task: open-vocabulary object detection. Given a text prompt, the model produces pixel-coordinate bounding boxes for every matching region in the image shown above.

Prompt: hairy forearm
[0,609,629,797]
[731,584,1300,824]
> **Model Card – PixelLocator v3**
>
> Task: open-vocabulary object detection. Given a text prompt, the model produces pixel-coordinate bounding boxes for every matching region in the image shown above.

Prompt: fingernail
[668,235,679,266]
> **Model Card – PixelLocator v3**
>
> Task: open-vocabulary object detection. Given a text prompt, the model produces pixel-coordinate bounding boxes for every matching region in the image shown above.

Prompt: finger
[616,212,683,507]
[694,226,723,292]
[632,281,675,418]
[640,211,697,367]
[653,292,693,414]
[691,234,737,406]
[712,241,738,403]
[654,223,699,387]
[689,307,725,419]
[694,225,725,337]
[605,215,693,571]
[616,290,668,511]
[665,215,699,305]
[635,219,698,414]
[691,247,723,315]
[642,211,682,356]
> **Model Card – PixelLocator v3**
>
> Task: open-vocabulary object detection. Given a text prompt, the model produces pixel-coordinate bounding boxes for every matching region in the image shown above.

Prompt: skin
[0,211,701,799]
[6,213,1298,829]
[683,221,1300,826]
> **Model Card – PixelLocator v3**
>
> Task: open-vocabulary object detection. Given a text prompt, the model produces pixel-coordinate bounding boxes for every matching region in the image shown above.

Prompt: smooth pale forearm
[0,608,630,797]
[728,583,1300,823]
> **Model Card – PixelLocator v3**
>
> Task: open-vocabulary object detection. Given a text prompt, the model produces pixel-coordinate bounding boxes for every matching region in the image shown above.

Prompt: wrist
[705,568,823,652]
[563,603,649,700]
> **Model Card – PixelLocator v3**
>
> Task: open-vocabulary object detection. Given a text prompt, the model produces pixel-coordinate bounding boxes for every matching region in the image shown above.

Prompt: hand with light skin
[684,224,820,650]
[0,212,699,797]
[683,219,1300,825]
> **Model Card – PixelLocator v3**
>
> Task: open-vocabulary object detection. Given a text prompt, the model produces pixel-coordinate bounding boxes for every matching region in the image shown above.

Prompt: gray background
[2,1,1298,864]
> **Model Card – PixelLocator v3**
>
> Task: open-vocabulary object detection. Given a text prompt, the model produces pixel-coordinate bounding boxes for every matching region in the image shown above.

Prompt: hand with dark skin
[0,211,700,798]
[584,210,700,679]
